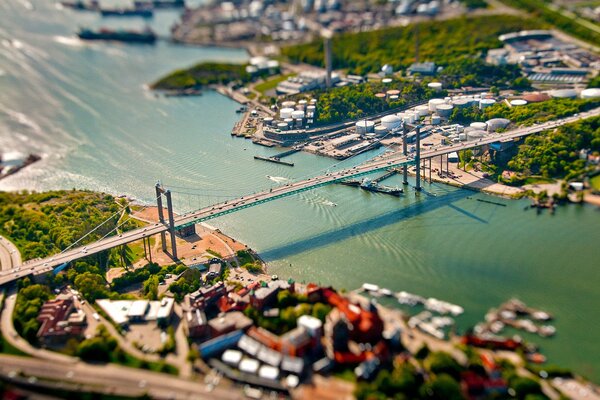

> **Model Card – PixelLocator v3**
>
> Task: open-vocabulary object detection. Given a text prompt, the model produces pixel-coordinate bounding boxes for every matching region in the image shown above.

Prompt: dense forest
[151,62,251,90]
[497,0,600,45]
[450,98,600,126]
[506,116,600,181]
[307,80,437,124]
[0,190,129,260]
[282,15,540,75]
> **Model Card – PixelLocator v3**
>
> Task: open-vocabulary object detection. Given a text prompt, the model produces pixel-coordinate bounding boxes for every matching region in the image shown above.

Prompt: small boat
[77,27,157,43]
[100,7,154,17]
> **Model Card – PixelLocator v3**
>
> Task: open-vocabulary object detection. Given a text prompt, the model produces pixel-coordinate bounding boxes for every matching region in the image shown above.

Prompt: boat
[134,0,184,9]
[77,27,157,43]
[100,7,154,17]
[360,179,403,196]
[60,0,99,10]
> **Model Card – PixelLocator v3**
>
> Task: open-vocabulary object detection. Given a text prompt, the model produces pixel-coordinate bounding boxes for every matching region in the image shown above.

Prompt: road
[0,107,598,287]
[0,235,21,271]
[0,354,244,399]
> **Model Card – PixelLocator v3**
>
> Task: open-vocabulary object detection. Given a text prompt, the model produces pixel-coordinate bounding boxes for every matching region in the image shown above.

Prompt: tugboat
[77,27,157,43]
[360,179,403,196]
[60,0,99,10]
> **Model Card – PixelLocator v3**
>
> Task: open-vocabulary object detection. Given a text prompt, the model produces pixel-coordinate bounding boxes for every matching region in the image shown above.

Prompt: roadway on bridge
[0,107,598,287]
[0,235,21,272]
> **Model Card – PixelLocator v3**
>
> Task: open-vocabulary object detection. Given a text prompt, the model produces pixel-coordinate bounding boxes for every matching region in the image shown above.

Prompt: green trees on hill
[0,190,126,260]
[13,279,52,343]
[282,15,540,75]
[151,62,251,90]
[507,117,600,180]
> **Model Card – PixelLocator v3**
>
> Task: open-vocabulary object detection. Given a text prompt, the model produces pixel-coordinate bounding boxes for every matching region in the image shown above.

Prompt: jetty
[253,156,294,167]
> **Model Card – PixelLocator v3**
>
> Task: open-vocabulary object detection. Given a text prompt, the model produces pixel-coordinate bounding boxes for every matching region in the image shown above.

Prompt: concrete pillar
[147,237,153,263]
[402,125,409,185]
[165,190,178,260]
[429,157,432,182]
[415,126,421,191]
[156,183,167,252]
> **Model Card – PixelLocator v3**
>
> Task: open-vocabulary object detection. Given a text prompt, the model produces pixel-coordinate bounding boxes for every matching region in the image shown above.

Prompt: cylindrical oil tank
[280,107,294,119]
[415,104,430,116]
[453,98,471,109]
[374,125,388,135]
[356,120,375,134]
[291,110,305,120]
[458,133,467,141]
[431,114,441,125]
[281,101,296,108]
[510,99,528,106]
[263,117,274,126]
[470,122,487,130]
[581,88,600,99]
[486,118,510,132]
[429,98,446,112]
[435,103,454,118]
[284,118,294,127]
[427,82,443,91]
[549,89,577,99]
[381,114,402,130]
[466,130,486,140]
[479,99,496,109]
[277,122,288,131]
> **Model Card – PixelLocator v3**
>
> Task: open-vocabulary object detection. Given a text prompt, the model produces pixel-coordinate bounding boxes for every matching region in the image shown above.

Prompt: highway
[0,107,598,287]
[0,235,21,271]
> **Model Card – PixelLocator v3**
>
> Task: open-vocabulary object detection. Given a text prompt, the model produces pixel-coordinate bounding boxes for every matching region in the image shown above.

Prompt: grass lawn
[523,176,555,185]
[254,73,295,95]
[590,174,600,191]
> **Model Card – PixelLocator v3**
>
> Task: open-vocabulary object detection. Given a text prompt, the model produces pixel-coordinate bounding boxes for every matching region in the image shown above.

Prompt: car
[92,313,100,321]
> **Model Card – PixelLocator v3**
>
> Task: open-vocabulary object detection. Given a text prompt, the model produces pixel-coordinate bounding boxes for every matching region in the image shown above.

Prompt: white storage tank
[297,99,308,109]
[375,125,389,135]
[309,98,317,105]
[429,98,446,112]
[427,82,443,91]
[581,88,600,99]
[280,107,295,119]
[467,130,486,140]
[510,99,528,106]
[356,120,375,134]
[263,117,274,126]
[389,95,399,101]
[470,122,487,130]
[381,114,402,130]
[291,110,305,120]
[458,133,467,141]
[415,105,430,116]
[284,118,294,127]
[277,122,288,131]
[436,104,454,118]
[486,118,511,132]
[549,89,577,99]
[282,100,296,108]
[431,114,441,125]
[479,99,496,109]
[453,98,471,109]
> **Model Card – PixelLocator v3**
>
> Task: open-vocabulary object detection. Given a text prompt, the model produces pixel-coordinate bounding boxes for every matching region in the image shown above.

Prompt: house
[37,296,85,345]
[185,308,209,338]
[408,62,436,75]
[208,311,253,338]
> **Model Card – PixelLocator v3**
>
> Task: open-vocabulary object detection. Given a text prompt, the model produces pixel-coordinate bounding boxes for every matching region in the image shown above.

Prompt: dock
[370,169,397,184]
[253,155,294,167]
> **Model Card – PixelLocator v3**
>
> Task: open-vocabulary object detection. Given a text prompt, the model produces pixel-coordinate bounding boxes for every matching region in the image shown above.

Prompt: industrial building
[96,297,174,326]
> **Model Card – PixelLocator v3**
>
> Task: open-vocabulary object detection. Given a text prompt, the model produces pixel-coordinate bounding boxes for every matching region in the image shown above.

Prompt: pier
[253,155,294,166]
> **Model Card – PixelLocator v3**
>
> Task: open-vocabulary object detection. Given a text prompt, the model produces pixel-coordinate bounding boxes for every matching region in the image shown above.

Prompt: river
[1,0,599,383]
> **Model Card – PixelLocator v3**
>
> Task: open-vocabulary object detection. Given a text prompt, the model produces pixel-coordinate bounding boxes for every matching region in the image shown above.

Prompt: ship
[77,27,157,43]
[60,0,99,11]
[360,179,403,196]
[133,0,185,9]
[100,7,154,18]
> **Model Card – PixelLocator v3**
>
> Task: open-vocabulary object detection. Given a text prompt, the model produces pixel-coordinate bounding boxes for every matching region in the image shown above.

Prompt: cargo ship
[100,7,154,18]
[77,27,157,43]
[360,180,403,196]
[134,0,184,9]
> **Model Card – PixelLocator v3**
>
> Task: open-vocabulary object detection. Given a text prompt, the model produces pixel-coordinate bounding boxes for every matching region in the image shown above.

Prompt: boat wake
[266,175,289,183]
[53,35,84,47]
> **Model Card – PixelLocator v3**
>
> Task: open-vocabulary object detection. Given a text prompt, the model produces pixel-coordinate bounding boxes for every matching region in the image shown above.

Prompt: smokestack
[322,29,333,88]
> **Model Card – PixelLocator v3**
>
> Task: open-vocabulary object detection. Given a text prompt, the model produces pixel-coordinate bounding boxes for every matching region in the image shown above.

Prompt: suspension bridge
[0,108,598,287]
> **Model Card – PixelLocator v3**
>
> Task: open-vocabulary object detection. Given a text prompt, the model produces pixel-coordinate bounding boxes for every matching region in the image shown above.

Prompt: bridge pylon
[155,183,178,260]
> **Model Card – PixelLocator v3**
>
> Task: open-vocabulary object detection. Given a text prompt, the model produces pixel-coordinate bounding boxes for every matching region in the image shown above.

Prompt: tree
[419,373,464,400]
[510,376,544,399]
[74,272,109,302]
[425,352,463,380]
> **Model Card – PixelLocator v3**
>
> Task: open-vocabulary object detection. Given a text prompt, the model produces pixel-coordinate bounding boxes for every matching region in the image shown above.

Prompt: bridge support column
[415,126,421,191]
[166,190,178,260]
[156,183,167,252]
[402,125,409,185]
[147,237,153,263]
[429,157,432,182]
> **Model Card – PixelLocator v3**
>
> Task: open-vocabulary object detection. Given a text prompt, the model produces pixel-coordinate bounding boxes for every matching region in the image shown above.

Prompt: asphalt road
[0,235,21,271]
[0,107,598,287]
